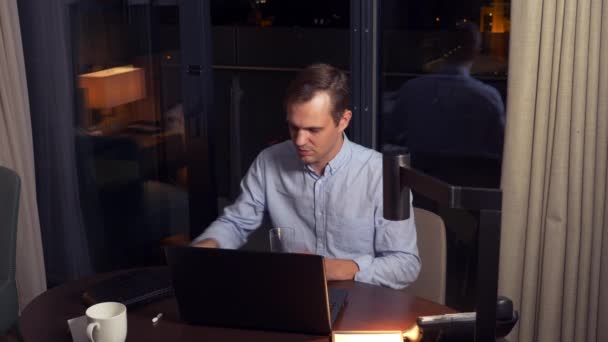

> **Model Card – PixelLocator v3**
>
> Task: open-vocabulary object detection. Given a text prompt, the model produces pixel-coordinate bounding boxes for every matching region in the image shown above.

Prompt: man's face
[287,91,351,174]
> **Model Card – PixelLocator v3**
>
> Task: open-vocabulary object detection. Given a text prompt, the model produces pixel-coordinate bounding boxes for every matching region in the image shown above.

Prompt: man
[193,64,420,290]
[385,22,505,158]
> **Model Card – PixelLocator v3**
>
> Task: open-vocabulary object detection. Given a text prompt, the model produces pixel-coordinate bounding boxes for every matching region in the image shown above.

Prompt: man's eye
[310,129,320,133]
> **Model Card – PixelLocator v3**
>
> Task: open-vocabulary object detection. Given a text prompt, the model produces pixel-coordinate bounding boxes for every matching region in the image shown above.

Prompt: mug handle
[86,322,100,342]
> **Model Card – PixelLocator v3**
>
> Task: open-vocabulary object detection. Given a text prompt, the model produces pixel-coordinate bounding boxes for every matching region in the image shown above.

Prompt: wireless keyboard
[82,268,173,308]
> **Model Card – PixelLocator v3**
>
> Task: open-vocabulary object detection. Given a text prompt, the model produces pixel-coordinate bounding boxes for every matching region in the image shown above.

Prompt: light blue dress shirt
[193,136,420,289]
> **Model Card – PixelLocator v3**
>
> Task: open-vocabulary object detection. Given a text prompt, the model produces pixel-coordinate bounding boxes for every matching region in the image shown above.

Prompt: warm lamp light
[333,329,419,342]
[79,66,145,110]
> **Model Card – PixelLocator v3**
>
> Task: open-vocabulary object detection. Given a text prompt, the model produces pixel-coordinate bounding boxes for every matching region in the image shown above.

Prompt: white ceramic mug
[85,302,127,342]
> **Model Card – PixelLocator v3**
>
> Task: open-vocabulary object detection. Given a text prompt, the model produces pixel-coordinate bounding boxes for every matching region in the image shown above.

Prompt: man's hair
[285,64,350,125]
[446,22,481,63]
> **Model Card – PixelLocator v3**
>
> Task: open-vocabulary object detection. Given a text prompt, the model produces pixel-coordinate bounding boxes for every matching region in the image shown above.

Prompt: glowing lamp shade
[79,66,145,109]
[332,331,407,342]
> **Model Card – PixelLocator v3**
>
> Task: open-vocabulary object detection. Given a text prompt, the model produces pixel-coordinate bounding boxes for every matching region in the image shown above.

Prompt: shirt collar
[325,134,352,175]
[303,133,352,177]
[438,63,471,77]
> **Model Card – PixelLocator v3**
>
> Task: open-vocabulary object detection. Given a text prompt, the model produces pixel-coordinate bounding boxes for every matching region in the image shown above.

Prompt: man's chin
[299,155,316,164]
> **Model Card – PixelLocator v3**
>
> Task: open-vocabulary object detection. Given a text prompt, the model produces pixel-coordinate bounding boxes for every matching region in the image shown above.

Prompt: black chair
[411,151,501,189]
[408,207,447,304]
[410,151,501,309]
[0,166,20,335]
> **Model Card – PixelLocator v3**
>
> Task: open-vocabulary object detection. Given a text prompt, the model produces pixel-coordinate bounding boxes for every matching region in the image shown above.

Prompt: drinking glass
[269,227,295,253]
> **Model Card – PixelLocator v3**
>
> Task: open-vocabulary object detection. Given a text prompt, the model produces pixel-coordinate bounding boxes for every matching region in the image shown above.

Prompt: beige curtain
[0,0,47,309]
[500,0,608,340]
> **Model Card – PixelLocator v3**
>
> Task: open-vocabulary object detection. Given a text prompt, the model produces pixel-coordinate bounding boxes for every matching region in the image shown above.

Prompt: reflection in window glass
[211,0,349,28]
[378,0,510,311]
[380,0,509,183]
[70,0,190,273]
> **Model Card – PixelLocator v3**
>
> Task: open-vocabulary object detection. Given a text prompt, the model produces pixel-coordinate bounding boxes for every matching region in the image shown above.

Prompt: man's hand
[191,238,219,248]
[324,258,359,281]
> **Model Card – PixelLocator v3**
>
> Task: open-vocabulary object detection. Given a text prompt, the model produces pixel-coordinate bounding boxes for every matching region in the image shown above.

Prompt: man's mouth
[297,149,312,156]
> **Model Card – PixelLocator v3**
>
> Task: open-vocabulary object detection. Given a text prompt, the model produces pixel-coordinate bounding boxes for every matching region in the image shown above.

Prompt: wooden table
[20,269,455,341]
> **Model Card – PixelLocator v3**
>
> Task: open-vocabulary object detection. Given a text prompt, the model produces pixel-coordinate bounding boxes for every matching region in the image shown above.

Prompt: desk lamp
[79,66,146,128]
[383,152,504,341]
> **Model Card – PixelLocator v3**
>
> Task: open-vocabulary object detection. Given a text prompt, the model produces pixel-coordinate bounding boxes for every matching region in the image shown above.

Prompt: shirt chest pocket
[326,214,374,254]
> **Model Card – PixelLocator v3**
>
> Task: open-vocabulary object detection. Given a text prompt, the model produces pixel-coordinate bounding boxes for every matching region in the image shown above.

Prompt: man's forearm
[354,253,421,289]
[191,219,250,250]
[324,258,360,281]
[191,238,219,248]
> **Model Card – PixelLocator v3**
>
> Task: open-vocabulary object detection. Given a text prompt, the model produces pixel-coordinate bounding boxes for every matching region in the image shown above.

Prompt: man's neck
[440,61,472,76]
[311,135,345,176]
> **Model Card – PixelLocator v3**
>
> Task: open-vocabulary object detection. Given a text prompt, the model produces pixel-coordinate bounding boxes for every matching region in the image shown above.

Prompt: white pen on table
[152,313,163,324]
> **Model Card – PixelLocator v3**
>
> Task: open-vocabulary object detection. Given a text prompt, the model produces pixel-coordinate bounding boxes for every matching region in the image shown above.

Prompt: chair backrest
[408,207,447,304]
[411,151,502,188]
[0,166,20,281]
[0,165,20,333]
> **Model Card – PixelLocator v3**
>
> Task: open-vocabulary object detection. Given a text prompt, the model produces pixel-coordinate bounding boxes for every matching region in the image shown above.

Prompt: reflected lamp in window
[79,66,146,126]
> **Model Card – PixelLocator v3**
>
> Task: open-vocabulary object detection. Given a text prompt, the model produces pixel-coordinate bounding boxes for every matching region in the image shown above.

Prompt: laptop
[164,246,347,335]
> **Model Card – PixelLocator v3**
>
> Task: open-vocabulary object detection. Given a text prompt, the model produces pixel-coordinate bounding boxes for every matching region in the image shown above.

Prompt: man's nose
[294,130,308,146]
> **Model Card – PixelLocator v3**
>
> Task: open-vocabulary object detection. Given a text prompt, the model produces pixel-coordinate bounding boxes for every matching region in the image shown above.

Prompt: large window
[206,0,351,250]
[70,0,190,272]
[27,0,510,298]
[209,0,351,206]
[377,0,510,310]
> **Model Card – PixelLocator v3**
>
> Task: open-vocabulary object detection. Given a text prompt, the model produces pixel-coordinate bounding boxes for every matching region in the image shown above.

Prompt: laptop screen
[165,246,344,335]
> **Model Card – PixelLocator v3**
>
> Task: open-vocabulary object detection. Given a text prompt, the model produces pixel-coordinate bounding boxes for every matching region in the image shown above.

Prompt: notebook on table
[164,246,348,335]
[82,267,173,308]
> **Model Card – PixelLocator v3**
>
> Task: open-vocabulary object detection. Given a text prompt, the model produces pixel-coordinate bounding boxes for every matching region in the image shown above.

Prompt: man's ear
[339,110,352,131]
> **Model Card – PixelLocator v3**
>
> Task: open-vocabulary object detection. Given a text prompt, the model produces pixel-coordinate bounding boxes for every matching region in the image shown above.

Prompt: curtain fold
[18,0,94,285]
[0,0,47,310]
[500,0,608,340]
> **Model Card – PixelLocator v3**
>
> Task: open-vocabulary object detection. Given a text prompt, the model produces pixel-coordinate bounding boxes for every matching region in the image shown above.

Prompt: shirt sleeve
[353,191,421,290]
[192,150,267,249]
